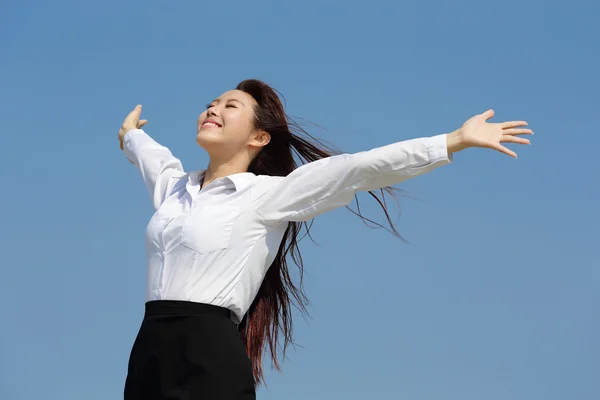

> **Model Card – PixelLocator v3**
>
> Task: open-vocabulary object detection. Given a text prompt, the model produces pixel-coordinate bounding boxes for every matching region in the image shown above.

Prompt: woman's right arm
[119,106,186,210]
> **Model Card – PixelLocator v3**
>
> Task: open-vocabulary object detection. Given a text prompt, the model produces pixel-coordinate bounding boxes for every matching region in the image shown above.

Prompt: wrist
[446,128,465,155]
[119,127,137,150]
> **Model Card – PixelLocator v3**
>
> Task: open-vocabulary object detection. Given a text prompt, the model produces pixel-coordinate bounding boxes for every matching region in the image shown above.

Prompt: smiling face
[196,90,270,163]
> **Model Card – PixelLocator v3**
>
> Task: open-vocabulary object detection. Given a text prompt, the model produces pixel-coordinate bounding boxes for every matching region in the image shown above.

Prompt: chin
[196,132,221,149]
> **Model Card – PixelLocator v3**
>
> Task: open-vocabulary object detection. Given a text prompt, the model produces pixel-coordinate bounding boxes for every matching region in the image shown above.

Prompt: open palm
[460,109,533,158]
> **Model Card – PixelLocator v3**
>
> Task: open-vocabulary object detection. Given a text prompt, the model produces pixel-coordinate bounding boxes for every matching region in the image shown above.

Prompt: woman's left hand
[446,109,533,158]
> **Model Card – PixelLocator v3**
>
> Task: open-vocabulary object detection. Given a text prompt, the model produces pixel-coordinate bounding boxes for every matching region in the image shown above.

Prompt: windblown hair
[235,79,403,385]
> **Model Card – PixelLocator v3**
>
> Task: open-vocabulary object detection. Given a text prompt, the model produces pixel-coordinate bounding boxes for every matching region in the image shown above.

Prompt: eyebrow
[227,98,245,107]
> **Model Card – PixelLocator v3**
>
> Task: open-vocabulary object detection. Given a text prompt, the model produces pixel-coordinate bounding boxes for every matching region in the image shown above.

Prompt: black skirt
[124,300,256,400]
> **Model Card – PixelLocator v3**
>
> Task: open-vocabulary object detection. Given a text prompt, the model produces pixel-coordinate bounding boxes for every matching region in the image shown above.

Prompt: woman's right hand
[119,105,148,150]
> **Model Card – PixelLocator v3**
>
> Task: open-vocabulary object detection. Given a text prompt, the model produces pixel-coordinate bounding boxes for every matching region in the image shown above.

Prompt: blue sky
[1,0,599,398]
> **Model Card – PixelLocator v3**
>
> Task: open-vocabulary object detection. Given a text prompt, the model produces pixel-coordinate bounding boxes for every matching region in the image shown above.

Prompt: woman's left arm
[252,109,532,224]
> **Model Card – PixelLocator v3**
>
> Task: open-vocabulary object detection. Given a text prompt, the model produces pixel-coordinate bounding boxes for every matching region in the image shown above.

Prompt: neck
[202,157,250,188]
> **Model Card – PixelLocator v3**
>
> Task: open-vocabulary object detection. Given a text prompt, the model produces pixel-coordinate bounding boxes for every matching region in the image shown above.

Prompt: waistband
[144,300,231,318]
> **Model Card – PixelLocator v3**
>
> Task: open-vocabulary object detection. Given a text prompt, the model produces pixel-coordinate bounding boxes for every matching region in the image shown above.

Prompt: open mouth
[202,120,222,128]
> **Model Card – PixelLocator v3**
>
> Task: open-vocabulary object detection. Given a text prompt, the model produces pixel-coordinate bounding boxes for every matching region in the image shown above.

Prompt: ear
[249,129,271,149]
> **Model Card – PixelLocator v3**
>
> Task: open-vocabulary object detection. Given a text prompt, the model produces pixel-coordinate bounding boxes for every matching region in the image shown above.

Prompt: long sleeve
[123,129,186,210]
[252,134,452,224]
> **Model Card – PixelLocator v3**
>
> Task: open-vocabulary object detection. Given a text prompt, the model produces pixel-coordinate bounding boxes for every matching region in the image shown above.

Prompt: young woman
[119,79,532,399]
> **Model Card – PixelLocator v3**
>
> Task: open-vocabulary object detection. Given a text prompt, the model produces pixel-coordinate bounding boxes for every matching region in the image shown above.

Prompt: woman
[119,79,532,399]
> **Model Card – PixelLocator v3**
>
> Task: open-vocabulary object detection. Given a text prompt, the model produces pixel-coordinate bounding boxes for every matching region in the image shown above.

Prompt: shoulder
[252,174,284,188]
[247,174,284,201]
[168,170,194,194]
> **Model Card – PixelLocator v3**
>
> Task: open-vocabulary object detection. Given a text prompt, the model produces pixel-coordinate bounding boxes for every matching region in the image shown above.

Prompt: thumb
[138,119,148,128]
[481,109,495,120]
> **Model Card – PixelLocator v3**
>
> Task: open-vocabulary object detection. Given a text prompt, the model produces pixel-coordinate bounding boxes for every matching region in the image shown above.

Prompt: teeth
[203,122,219,128]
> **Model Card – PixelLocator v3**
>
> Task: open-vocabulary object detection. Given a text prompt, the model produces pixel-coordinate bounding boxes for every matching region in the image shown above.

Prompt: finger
[125,105,142,123]
[132,104,142,119]
[491,143,517,158]
[501,135,531,145]
[138,119,148,128]
[500,120,528,129]
[481,109,495,120]
[502,128,533,136]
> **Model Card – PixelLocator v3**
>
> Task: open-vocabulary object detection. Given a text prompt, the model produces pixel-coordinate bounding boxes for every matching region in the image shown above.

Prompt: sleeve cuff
[123,129,152,164]
[123,128,147,147]
[428,133,453,163]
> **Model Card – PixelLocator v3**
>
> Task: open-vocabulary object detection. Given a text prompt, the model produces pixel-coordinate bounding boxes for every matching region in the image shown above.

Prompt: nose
[207,105,219,118]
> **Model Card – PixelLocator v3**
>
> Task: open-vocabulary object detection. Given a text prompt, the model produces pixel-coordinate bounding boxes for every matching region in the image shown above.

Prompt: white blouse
[123,129,452,322]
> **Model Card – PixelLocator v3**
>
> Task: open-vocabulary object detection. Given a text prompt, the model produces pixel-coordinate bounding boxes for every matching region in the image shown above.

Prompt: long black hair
[235,79,404,385]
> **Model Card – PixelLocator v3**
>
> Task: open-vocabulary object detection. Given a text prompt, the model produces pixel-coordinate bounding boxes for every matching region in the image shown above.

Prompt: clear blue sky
[1,0,598,399]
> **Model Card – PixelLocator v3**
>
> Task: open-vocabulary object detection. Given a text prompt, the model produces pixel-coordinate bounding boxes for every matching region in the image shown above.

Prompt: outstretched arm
[252,134,450,223]
[252,109,532,224]
[119,105,185,210]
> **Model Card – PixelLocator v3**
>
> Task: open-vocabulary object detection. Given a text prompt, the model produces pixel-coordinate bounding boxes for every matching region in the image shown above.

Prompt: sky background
[1,0,599,399]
